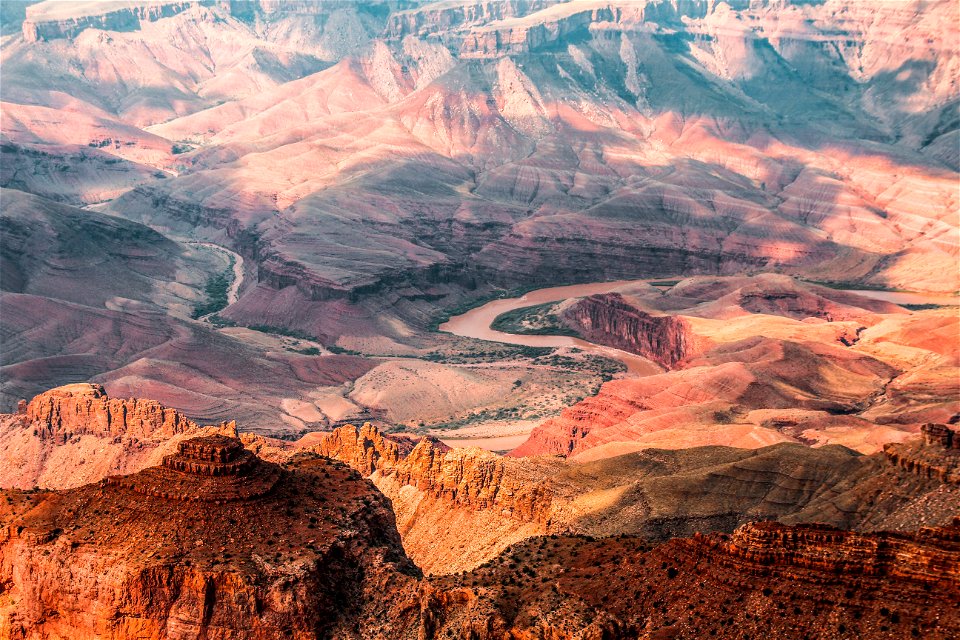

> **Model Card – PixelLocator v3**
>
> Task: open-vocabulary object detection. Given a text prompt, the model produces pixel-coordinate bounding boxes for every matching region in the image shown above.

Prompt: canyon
[0,1,958,637]
[2,0,956,439]
[2,384,958,576]
[0,390,958,637]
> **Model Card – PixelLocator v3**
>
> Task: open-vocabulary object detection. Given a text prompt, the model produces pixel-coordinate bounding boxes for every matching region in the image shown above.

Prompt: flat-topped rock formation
[884,423,960,485]
[0,383,241,490]
[163,434,257,475]
[105,434,280,502]
[0,439,414,638]
[24,383,197,443]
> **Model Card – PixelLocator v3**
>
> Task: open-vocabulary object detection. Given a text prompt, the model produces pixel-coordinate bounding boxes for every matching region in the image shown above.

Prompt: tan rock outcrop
[25,382,197,443]
[884,423,960,484]
[311,422,402,475]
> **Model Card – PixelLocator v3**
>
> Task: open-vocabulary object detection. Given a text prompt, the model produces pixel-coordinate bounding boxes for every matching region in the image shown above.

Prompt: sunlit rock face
[0,5,957,636]
[2,1,956,320]
[1,400,957,637]
[1,2,957,432]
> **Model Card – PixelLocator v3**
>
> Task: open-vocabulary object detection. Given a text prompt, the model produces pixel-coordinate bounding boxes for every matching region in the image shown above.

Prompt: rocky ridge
[306,419,960,574]
[4,385,958,576]
[0,383,239,490]
[24,382,197,442]
[0,433,415,639]
[884,423,960,485]
[561,292,696,367]
[22,1,213,42]
[1,431,957,638]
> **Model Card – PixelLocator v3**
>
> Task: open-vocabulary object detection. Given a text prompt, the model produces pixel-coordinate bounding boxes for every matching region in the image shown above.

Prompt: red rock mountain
[0,1,957,634]
[1,431,957,638]
[561,292,697,367]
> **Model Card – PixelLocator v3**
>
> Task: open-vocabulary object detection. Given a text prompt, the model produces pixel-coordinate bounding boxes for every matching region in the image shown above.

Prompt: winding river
[440,280,665,376]
[436,278,957,450]
[440,280,959,376]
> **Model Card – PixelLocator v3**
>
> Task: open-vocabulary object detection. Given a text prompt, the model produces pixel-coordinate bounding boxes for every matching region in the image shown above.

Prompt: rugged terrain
[512,276,959,459]
[0,3,958,634]
[2,384,957,577]
[0,425,957,638]
[2,1,958,435]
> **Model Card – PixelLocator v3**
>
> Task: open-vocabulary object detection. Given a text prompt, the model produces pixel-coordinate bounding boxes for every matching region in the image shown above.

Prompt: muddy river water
[439,280,665,376]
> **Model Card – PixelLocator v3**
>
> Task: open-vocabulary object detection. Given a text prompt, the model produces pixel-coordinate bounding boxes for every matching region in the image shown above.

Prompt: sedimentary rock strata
[2,435,956,638]
[0,435,415,639]
[561,292,696,367]
[25,383,196,442]
[884,423,960,485]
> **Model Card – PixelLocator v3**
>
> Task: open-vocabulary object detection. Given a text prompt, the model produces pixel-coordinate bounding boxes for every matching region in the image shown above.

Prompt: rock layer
[561,292,695,367]
[884,423,960,485]
[24,383,197,443]
[2,439,957,638]
[0,435,415,639]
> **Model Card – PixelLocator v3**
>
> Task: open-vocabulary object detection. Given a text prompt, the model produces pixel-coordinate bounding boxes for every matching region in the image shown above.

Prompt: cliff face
[561,293,695,368]
[308,421,960,573]
[696,520,960,587]
[386,0,560,39]
[3,433,956,639]
[459,6,607,58]
[312,424,555,524]
[310,424,559,573]
[0,383,236,490]
[884,423,960,485]
[0,435,415,639]
[24,383,197,442]
[22,1,211,42]
[418,520,960,640]
[311,422,402,475]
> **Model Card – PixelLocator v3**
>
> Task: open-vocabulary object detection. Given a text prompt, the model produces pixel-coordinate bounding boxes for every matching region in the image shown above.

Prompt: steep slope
[0,383,236,489]
[0,433,417,638]
[0,190,378,430]
[512,277,958,460]
[309,421,960,573]
[422,521,960,639]
[0,431,957,638]
[0,189,206,310]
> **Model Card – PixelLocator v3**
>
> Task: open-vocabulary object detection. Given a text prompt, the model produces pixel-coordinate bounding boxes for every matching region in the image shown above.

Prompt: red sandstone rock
[561,293,698,368]
[884,423,960,484]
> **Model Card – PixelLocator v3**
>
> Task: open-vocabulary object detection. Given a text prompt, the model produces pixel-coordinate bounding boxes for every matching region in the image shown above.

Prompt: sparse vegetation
[326,344,362,355]
[490,302,579,336]
[247,324,316,341]
[191,263,233,319]
[901,303,949,311]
